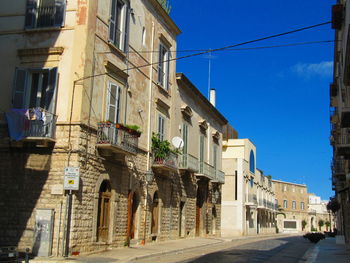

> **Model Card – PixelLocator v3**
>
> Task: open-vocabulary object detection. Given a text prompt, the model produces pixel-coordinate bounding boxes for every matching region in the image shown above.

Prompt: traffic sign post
[64,167,80,191]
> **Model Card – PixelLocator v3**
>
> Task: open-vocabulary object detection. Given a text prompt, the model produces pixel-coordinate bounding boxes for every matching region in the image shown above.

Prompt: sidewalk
[28,233,284,263]
[300,237,350,263]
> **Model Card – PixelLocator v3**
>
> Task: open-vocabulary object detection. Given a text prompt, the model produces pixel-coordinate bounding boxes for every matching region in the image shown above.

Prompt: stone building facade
[329,0,350,244]
[273,180,309,233]
[221,137,276,237]
[0,0,226,258]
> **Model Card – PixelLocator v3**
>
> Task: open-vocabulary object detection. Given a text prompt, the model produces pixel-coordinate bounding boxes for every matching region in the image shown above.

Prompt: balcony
[332,158,345,176]
[245,193,257,206]
[341,107,350,128]
[96,122,139,156]
[152,152,178,172]
[179,153,199,172]
[212,170,225,184]
[335,131,350,157]
[25,2,66,29]
[6,108,57,146]
[195,162,215,180]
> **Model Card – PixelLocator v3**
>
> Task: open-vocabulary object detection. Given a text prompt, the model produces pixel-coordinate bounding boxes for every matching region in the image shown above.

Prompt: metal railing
[24,109,57,139]
[207,164,216,180]
[215,170,225,183]
[339,131,350,145]
[37,6,56,27]
[153,151,178,170]
[247,194,257,204]
[197,161,215,180]
[97,122,138,154]
[332,158,345,174]
[6,108,57,140]
[179,153,198,172]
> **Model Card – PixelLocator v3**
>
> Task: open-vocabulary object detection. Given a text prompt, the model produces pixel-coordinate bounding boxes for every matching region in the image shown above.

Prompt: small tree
[318,219,325,231]
[327,197,340,214]
[325,221,331,231]
[302,219,307,231]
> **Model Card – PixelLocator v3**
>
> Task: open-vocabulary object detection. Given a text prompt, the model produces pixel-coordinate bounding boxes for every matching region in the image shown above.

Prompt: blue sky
[170,0,334,200]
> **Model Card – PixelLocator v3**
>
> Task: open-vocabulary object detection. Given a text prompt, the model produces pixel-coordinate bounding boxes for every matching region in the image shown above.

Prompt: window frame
[25,0,66,29]
[300,202,305,210]
[157,42,170,90]
[13,67,58,113]
[109,0,129,52]
[292,200,296,210]
[157,114,166,141]
[106,82,122,124]
[283,200,288,209]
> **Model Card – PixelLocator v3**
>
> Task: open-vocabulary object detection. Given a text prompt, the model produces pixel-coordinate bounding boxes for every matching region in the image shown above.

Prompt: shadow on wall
[0,146,53,252]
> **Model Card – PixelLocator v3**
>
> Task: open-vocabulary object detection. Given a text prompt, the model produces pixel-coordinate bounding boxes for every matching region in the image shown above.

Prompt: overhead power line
[123,21,332,72]
[75,21,331,84]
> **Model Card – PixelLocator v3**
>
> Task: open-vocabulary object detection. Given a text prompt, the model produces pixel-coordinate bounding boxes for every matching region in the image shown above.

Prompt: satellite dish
[172,136,184,149]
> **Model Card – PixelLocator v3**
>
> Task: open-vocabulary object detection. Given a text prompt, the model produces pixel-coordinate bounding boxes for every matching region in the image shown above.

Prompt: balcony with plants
[96,122,140,156]
[151,134,178,172]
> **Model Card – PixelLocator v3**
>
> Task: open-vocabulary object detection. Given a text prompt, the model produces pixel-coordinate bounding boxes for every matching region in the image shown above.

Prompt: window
[292,201,296,209]
[283,185,287,192]
[106,82,122,123]
[25,0,66,28]
[109,0,129,51]
[213,144,218,170]
[249,150,255,173]
[157,114,165,141]
[199,134,205,173]
[283,200,288,209]
[158,42,170,90]
[300,189,304,194]
[250,177,254,188]
[292,187,295,193]
[13,67,58,113]
[301,202,305,210]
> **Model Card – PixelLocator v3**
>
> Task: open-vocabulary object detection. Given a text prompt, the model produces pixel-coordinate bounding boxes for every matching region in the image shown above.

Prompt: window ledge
[156,82,171,97]
[108,42,127,59]
[24,26,64,33]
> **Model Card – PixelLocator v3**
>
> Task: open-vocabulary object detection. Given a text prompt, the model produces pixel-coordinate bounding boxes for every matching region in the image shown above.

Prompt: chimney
[209,88,216,107]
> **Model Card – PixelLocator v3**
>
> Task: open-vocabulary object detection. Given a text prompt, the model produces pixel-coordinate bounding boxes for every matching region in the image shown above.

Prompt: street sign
[64,167,80,191]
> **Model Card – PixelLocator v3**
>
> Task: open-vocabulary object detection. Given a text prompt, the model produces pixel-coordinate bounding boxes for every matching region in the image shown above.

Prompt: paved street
[128,235,312,263]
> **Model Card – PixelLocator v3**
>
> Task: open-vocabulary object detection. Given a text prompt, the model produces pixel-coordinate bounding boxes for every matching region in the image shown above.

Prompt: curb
[124,238,225,263]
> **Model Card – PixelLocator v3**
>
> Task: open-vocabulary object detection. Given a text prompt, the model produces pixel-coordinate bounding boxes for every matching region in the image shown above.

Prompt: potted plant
[124,124,142,137]
[151,134,171,162]
[318,219,325,231]
[302,219,307,231]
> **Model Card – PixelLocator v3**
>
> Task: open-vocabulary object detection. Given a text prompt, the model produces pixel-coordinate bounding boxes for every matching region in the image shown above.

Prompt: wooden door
[97,181,111,242]
[151,192,159,235]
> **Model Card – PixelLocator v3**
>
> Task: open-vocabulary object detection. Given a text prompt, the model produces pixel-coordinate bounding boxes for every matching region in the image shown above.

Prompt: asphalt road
[133,236,313,263]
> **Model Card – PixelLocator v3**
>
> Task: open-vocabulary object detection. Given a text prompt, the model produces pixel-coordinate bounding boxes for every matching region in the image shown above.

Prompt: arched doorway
[127,191,139,241]
[151,191,159,236]
[97,180,111,242]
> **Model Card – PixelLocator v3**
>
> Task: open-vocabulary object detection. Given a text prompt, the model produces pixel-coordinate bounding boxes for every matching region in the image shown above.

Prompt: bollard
[25,248,30,263]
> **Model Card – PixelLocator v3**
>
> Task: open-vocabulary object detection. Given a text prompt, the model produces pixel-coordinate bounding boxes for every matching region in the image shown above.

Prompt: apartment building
[330,0,350,243]
[0,0,227,258]
[174,74,227,238]
[273,180,309,233]
[221,137,276,236]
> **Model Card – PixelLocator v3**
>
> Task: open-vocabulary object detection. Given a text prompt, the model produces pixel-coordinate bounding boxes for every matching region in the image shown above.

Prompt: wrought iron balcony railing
[212,170,225,183]
[179,153,199,172]
[152,151,178,171]
[6,108,57,141]
[97,122,138,154]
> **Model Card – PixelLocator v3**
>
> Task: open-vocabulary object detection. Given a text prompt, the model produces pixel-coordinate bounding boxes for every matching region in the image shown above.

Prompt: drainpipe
[143,20,155,244]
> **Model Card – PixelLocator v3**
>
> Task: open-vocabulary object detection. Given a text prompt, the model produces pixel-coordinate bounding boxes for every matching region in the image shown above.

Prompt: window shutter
[123,4,130,52]
[106,83,121,123]
[13,69,28,109]
[54,0,66,27]
[25,0,37,28]
[158,44,163,84]
[109,0,117,43]
[45,67,58,113]
[165,50,170,90]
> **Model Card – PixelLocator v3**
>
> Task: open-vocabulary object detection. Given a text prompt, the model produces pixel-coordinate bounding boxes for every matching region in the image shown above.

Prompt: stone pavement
[27,233,284,263]
[300,237,350,263]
